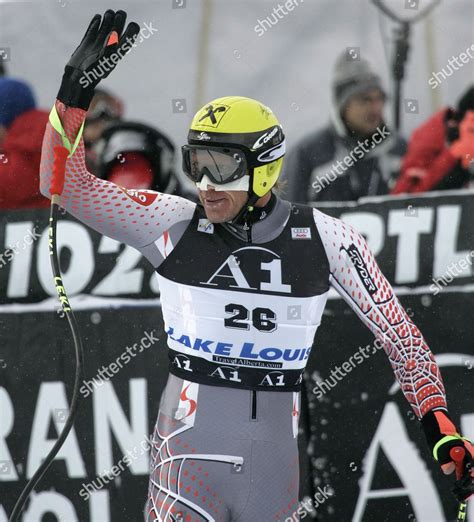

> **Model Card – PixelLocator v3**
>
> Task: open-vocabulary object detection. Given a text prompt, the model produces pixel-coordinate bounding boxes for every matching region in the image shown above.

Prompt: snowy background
[1,0,473,169]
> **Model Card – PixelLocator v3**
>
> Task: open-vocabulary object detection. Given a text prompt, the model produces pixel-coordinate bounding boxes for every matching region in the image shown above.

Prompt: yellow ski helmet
[182,96,286,219]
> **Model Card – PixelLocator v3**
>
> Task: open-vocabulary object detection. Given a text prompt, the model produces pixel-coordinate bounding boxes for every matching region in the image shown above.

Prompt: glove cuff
[420,409,458,451]
[57,65,96,111]
[433,435,470,461]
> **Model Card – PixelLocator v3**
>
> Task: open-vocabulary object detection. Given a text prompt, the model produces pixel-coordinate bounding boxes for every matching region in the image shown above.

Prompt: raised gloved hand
[450,110,474,169]
[421,410,474,503]
[57,10,139,110]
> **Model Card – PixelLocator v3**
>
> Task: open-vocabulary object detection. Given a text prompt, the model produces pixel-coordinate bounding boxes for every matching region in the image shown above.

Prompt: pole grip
[50,146,69,197]
[450,446,466,481]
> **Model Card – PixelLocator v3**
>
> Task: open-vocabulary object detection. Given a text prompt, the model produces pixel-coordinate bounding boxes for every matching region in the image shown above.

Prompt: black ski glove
[421,409,474,503]
[57,10,139,110]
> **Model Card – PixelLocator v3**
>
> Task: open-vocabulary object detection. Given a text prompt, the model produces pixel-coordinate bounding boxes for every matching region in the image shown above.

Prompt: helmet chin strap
[229,169,263,226]
[229,192,259,226]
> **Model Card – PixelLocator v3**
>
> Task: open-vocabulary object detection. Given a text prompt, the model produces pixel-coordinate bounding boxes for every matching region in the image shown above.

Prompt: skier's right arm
[39,10,195,251]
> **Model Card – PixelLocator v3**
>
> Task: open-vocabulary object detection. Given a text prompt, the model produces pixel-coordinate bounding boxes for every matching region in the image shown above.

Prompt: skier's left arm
[313,208,473,502]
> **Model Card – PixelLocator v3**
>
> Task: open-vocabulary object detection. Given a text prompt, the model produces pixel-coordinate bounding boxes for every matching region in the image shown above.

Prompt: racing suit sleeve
[313,208,447,419]
[39,101,195,255]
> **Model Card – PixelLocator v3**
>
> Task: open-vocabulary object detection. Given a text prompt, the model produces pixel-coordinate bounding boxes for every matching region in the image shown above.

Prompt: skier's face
[198,184,248,223]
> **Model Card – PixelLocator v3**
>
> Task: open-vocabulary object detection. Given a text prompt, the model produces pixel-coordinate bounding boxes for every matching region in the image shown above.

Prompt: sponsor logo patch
[291,227,311,240]
[176,381,199,426]
[344,243,378,295]
[118,187,158,206]
[166,326,311,365]
[198,219,214,234]
[196,104,229,128]
[252,126,279,150]
[257,142,285,163]
[156,230,174,258]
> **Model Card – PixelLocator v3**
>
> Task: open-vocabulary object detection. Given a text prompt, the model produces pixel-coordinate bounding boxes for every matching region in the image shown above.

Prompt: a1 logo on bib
[291,227,311,240]
[198,219,214,234]
[201,246,292,294]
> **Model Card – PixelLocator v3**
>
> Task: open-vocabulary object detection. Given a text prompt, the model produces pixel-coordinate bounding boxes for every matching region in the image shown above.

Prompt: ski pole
[9,146,85,521]
[450,446,468,522]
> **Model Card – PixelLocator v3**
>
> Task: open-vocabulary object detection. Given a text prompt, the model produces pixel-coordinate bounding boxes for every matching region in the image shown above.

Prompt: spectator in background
[0,77,49,209]
[86,89,193,199]
[91,120,192,198]
[283,52,406,203]
[0,55,6,77]
[392,86,474,194]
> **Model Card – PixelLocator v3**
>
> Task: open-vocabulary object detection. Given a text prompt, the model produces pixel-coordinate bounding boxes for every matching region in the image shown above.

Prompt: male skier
[39,10,473,521]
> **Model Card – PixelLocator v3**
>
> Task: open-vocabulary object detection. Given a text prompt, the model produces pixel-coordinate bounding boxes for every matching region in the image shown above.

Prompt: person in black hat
[283,52,406,203]
[392,85,474,194]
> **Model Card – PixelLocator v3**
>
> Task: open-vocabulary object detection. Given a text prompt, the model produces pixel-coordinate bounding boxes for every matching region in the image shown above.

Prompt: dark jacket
[282,112,406,203]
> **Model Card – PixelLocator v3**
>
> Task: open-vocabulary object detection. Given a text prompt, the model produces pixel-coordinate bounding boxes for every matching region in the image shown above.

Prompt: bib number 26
[224,303,277,332]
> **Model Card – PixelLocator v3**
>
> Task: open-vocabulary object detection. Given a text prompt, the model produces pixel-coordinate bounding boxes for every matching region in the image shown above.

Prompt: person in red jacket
[392,86,474,194]
[0,78,50,209]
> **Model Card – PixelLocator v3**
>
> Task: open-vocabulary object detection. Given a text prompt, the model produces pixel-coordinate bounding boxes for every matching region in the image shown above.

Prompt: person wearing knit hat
[0,77,36,129]
[331,53,387,138]
[282,51,406,203]
[333,55,385,109]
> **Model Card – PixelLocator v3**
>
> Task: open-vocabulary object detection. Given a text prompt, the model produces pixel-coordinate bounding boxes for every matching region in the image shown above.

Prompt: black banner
[314,189,474,292]
[0,209,160,305]
[0,308,167,521]
[1,190,474,304]
[1,297,472,521]
[0,191,473,521]
[305,291,473,521]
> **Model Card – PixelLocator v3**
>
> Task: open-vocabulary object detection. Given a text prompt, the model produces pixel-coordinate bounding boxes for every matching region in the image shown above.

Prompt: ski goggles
[182,145,249,186]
